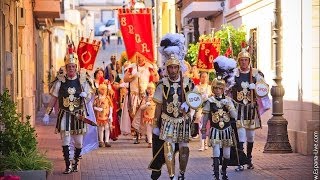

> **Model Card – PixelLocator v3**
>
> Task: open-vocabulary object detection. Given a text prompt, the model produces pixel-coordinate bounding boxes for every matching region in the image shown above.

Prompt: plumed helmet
[159,33,187,74]
[213,55,237,90]
[237,41,251,60]
[64,43,78,65]
[165,54,180,67]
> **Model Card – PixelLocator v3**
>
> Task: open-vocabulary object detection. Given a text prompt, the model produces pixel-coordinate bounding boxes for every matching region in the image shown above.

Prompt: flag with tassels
[118,8,155,63]
[77,37,101,70]
[196,38,221,72]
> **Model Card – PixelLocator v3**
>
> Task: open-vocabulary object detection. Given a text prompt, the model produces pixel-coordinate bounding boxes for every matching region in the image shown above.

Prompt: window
[105,19,115,27]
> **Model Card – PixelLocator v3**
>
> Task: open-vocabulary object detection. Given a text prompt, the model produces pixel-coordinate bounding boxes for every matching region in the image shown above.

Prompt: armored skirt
[159,113,191,143]
[153,77,194,143]
[209,126,233,147]
[50,75,90,135]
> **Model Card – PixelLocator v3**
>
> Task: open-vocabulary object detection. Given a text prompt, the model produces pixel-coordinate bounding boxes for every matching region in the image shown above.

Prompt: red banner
[197,38,221,72]
[77,37,101,70]
[118,8,155,63]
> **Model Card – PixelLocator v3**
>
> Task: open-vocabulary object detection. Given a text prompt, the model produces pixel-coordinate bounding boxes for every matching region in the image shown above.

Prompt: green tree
[185,42,199,66]
[186,24,246,65]
[214,24,247,59]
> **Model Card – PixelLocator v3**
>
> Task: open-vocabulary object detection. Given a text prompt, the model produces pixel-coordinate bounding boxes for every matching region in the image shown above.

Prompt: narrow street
[92,36,125,72]
[36,39,314,179]
[0,1,318,180]
[36,107,313,180]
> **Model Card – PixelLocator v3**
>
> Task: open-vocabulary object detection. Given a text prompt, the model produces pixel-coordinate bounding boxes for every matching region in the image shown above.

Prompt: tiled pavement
[36,109,314,180]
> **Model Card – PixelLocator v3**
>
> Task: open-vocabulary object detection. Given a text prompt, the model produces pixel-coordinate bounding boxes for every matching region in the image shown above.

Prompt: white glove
[201,94,208,100]
[145,102,151,106]
[43,114,50,125]
[180,102,189,112]
[94,107,103,112]
[220,99,229,105]
[153,127,160,136]
[119,82,128,88]
[79,92,88,98]
[249,83,255,90]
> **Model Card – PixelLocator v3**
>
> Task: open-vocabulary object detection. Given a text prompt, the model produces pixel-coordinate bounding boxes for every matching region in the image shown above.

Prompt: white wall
[224,0,319,154]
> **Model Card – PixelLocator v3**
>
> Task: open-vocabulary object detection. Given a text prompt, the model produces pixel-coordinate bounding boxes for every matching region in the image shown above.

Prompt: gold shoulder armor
[57,74,66,83]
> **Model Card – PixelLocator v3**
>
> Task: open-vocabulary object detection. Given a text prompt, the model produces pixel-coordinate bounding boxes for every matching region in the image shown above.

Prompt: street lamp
[263,0,292,153]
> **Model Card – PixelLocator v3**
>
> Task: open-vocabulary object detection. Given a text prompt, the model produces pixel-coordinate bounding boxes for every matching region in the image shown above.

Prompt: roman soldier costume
[94,83,113,147]
[43,44,93,174]
[202,77,237,180]
[231,45,265,170]
[155,71,194,143]
[232,68,261,130]
[149,33,193,180]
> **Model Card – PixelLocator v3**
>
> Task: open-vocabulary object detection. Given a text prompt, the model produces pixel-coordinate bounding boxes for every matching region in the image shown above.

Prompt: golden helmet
[98,83,108,92]
[165,54,180,67]
[237,50,251,60]
[211,77,226,90]
[238,42,251,60]
[64,45,78,65]
[147,82,156,89]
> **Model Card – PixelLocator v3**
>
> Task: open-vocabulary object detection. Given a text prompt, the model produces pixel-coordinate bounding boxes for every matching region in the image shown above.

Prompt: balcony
[180,0,223,18]
[33,0,61,19]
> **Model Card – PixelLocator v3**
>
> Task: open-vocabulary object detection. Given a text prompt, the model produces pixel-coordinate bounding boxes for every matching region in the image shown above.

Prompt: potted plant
[0,90,53,179]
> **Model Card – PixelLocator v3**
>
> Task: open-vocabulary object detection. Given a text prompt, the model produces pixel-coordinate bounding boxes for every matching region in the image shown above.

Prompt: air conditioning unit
[18,7,26,27]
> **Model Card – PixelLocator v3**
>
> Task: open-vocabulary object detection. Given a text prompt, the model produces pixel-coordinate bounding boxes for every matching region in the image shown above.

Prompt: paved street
[37,108,314,180]
[35,39,314,180]
[92,36,125,72]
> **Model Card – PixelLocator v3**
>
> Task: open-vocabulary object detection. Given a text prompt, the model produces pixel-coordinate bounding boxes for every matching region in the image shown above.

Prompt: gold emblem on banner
[81,51,92,64]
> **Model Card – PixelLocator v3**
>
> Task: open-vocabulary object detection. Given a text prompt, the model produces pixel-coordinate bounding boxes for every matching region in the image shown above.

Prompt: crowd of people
[42,33,269,180]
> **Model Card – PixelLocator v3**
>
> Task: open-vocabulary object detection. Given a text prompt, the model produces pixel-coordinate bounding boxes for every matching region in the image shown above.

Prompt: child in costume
[94,83,113,147]
[140,82,156,148]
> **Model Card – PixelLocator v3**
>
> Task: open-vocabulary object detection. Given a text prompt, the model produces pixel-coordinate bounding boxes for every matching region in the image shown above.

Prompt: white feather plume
[158,33,187,74]
[213,55,237,90]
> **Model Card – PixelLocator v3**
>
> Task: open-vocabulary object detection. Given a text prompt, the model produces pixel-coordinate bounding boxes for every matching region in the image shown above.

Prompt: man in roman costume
[42,44,93,174]
[230,45,266,170]
[150,33,194,180]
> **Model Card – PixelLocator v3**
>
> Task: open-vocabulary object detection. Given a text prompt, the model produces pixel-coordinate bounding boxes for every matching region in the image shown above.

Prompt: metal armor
[208,96,233,147]
[232,71,261,129]
[159,77,193,143]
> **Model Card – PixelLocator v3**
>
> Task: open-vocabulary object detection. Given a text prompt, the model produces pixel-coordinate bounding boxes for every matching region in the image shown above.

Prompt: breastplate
[58,77,82,112]
[209,97,230,129]
[232,73,256,105]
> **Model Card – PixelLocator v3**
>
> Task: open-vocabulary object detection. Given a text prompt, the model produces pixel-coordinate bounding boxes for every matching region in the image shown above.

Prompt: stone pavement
[36,108,314,180]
